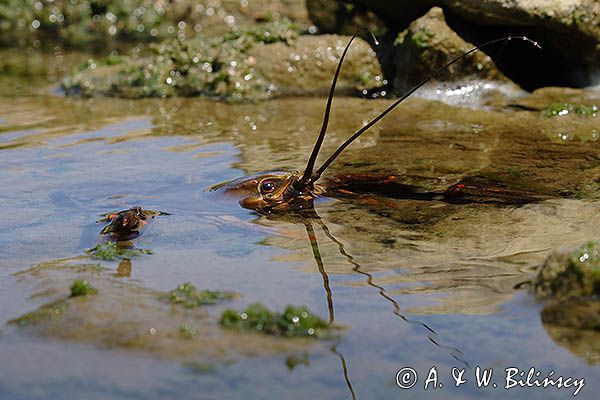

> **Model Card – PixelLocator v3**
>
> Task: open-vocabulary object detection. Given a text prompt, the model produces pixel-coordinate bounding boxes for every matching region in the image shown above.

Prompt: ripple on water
[0,89,599,399]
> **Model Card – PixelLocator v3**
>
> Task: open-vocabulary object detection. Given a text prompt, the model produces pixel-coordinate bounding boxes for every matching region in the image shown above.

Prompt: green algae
[544,102,599,117]
[411,28,434,48]
[179,324,199,339]
[85,242,151,261]
[69,280,98,297]
[8,300,68,327]
[0,0,175,48]
[220,304,333,338]
[62,18,302,101]
[162,282,236,308]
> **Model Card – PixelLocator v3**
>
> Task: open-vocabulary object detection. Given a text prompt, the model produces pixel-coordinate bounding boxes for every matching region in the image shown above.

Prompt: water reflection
[2,82,600,398]
[278,207,474,398]
[115,258,132,277]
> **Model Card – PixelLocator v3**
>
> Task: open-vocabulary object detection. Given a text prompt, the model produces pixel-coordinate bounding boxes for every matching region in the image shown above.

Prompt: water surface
[0,75,599,399]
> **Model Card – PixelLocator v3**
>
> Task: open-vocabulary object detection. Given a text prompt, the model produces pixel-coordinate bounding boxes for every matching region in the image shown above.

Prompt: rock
[248,34,383,96]
[307,1,600,89]
[0,0,312,48]
[62,20,383,101]
[440,0,600,57]
[531,242,600,332]
[305,0,389,37]
[439,0,600,86]
[393,7,511,93]
[532,242,600,300]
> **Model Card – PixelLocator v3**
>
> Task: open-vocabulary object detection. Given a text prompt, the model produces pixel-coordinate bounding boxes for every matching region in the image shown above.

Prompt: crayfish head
[212,170,323,213]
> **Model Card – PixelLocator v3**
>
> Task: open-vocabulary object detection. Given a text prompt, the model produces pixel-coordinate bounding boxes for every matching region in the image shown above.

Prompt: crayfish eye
[260,180,276,194]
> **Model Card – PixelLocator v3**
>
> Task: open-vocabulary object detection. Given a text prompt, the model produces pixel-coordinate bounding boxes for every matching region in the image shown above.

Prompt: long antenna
[297,35,357,187]
[311,36,541,181]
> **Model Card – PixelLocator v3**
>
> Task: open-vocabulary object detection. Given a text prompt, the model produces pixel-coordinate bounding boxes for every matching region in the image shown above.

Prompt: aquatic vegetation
[544,102,599,117]
[8,300,68,327]
[162,282,236,308]
[220,304,333,338]
[62,18,383,101]
[85,242,150,261]
[0,0,175,48]
[179,324,199,339]
[69,280,98,297]
[63,18,302,101]
[411,28,434,48]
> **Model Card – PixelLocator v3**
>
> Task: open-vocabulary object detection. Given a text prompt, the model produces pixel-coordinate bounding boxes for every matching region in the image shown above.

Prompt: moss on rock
[0,0,312,49]
[62,19,382,101]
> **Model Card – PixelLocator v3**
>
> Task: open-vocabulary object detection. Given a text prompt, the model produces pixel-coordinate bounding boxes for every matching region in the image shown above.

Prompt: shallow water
[0,74,599,399]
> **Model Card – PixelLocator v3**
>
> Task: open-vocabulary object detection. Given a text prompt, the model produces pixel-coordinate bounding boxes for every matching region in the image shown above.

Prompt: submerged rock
[10,259,320,360]
[62,20,383,101]
[393,7,512,93]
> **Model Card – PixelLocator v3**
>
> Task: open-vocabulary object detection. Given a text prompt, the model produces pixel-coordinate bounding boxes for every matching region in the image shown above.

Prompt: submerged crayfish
[98,207,166,241]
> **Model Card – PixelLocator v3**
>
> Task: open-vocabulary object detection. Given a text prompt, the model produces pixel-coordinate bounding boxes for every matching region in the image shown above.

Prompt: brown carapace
[213,35,542,213]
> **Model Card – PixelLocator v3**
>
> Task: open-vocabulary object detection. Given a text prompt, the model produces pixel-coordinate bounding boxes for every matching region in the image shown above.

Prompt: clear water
[0,74,598,399]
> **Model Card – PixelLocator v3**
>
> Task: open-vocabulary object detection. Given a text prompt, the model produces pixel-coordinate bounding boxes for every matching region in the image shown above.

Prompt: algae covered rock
[532,241,600,300]
[62,19,383,101]
[393,7,510,93]
[10,259,321,360]
[0,0,312,48]
[532,242,600,334]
